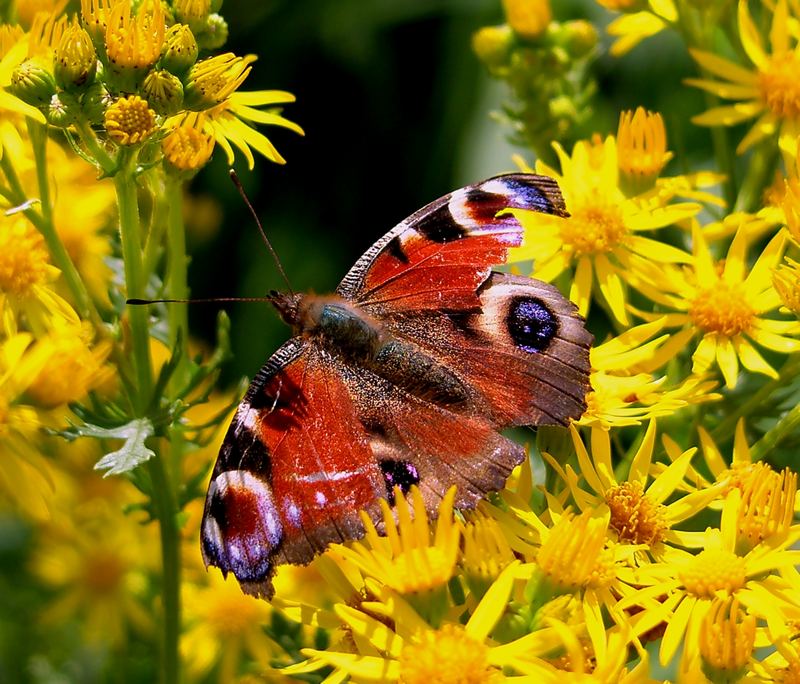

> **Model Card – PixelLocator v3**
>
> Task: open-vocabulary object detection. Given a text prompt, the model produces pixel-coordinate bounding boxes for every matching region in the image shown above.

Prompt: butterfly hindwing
[201,340,387,598]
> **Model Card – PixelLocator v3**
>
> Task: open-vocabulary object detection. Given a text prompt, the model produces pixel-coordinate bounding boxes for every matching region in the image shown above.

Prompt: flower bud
[46,92,81,127]
[196,13,228,50]
[161,24,199,75]
[502,0,551,40]
[54,21,98,91]
[472,25,514,69]
[173,0,211,28]
[9,59,57,106]
[162,121,215,173]
[555,20,597,59]
[104,94,158,145]
[183,53,253,110]
[142,69,185,115]
[82,81,114,124]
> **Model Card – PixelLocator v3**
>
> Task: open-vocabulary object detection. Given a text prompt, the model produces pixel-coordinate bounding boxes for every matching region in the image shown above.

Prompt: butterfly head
[268,290,303,328]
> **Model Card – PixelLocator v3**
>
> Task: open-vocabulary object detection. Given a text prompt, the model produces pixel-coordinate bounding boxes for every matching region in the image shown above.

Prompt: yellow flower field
[0,0,799,682]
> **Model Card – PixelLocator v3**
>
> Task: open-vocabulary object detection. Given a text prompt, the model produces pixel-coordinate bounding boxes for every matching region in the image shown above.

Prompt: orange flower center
[399,624,500,684]
[84,550,126,594]
[689,281,754,336]
[104,94,157,145]
[560,198,627,257]
[758,52,800,119]
[0,218,53,294]
[679,549,746,598]
[605,481,667,546]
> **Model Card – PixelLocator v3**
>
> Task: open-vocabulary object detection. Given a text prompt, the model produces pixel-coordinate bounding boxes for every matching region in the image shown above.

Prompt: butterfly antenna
[229,168,294,296]
[127,296,273,305]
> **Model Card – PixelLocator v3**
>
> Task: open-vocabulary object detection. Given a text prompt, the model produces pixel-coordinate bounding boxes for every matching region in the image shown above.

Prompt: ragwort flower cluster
[0,0,300,680]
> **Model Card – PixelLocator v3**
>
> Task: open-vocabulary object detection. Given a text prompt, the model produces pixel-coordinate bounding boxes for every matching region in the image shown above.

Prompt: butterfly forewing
[337,174,567,313]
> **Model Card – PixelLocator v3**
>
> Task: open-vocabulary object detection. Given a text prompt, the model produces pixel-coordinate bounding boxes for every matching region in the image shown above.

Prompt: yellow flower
[181,572,278,681]
[697,598,755,681]
[284,561,572,681]
[659,418,789,512]
[582,319,721,428]
[183,52,255,109]
[0,333,56,519]
[161,121,214,172]
[527,622,657,683]
[26,323,113,408]
[630,226,800,388]
[461,510,517,594]
[170,50,302,167]
[103,0,164,72]
[551,423,726,554]
[605,0,677,56]
[616,107,673,193]
[31,498,157,645]
[0,214,79,336]
[502,0,551,40]
[104,94,157,145]
[618,493,800,667]
[511,133,698,324]
[774,256,800,315]
[329,486,460,614]
[0,26,47,126]
[687,0,800,156]
[169,90,303,168]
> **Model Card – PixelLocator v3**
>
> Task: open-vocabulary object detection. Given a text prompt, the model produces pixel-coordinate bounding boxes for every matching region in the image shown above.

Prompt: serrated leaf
[81,418,156,477]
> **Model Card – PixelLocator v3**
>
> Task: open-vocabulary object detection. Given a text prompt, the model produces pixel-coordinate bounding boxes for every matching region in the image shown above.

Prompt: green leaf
[76,418,156,477]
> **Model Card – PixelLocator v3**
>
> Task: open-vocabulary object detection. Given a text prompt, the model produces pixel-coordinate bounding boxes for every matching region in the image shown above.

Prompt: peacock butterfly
[200,173,592,599]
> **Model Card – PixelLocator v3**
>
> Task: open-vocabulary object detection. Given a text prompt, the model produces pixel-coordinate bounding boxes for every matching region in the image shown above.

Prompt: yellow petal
[595,254,628,325]
[748,327,800,353]
[571,256,593,318]
[723,227,748,284]
[684,77,759,100]
[734,337,779,378]
[691,101,762,127]
[692,334,717,373]
[716,336,739,388]
[608,12,666,57]
[738,0,768,68]
[770,0,790,55]
[737,111,777,154]
[629,419,657,486]
[660,595,696,666]
[688,48,759,85]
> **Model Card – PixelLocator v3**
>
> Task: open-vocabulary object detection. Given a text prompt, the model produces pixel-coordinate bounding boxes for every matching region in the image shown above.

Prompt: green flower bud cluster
[5,0,233,133]
[171,0,228,50]
[472,17,598,162]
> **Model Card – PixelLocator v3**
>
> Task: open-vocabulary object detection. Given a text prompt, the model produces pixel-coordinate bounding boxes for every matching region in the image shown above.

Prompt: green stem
[750,400,800,461]
[147,456,181,684]
[115,155,181,684]
[678,4,738,207]
[74,118,116,175]
[1,135,98,322]
[710,354,800,443]
[165,176,190,392]
[734,139,779,213]
[113,150,153,411]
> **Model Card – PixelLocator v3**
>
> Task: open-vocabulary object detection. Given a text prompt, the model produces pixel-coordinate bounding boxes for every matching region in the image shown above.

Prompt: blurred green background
[185,0,706,386]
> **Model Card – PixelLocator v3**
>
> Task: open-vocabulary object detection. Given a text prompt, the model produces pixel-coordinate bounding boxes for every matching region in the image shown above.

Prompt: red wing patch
[336,174,566,313]
[200,340,386,598]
